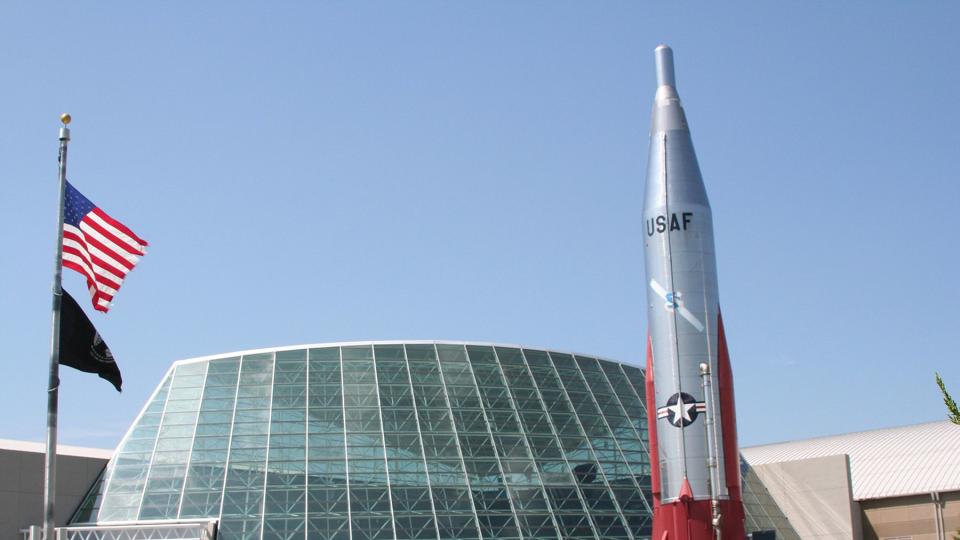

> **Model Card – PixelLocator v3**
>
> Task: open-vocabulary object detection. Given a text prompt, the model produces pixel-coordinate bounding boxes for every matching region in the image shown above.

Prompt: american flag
[62,181,148,312]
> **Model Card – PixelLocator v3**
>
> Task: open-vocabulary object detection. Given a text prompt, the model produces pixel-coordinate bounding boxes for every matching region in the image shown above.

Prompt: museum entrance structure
[68,341,792,540]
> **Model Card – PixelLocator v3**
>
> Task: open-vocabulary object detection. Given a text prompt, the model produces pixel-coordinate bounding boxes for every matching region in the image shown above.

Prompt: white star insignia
[667,396,696,426]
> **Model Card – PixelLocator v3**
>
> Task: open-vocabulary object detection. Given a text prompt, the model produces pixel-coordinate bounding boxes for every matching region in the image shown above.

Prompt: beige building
[0,439,110,540]
[742,421,960,540]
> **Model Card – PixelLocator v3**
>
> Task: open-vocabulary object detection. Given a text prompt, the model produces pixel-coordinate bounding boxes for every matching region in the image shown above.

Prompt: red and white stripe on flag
[62,182,148,312]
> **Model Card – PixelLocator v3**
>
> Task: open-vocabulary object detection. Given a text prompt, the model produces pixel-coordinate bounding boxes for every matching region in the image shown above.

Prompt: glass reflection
[71,342,786,540]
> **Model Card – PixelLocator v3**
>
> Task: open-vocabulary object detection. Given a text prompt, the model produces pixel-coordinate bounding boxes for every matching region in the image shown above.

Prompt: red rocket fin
[645,334,662,506]
[679,477,694,502]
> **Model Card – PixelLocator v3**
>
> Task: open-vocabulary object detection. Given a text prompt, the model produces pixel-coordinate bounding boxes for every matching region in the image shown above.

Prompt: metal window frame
[175,363,211,519]
[95,368,176,524]
[431,344,485,540]
[399,344,443,540]
[545,351,635,540]
[163,342,625,372]
[339,347,353,540]
[616,364,653,441]
[489,346,563,540]
[460,345,526,540]
[369,345,399,540]
[304,350,310,540]
[257,353,278,540]
[573,356,653,515]
[216,356,249,520]
[593,362,654,516]
[135,366,180,520]
[517,349,603,540]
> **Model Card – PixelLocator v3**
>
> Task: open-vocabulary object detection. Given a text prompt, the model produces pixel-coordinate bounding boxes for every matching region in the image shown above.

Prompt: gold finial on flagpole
[59,114,71,141]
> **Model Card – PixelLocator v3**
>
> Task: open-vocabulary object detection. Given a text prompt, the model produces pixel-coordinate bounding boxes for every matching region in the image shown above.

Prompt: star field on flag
[62,181,148,312]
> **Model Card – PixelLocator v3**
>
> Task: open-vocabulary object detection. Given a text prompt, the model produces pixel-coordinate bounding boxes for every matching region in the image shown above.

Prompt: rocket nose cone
[651,45,685,131]
[654,45,676,88]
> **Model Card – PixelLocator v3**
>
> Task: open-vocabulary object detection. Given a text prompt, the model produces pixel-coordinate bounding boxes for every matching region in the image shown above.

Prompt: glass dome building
[69,341,793,540]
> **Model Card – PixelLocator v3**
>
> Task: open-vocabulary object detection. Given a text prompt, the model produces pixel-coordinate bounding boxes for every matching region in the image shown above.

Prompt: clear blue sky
[2,2,958,449]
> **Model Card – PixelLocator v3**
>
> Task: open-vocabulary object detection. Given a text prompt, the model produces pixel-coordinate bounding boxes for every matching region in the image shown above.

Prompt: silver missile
[643,45,745,540]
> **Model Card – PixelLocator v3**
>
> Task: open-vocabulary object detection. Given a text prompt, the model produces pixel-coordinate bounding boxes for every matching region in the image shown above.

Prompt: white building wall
[0,441,110,540]
[748,454,861,540]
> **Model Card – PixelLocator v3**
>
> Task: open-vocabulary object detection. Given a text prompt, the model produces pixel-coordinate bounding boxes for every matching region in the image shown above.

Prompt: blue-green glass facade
[70,341,793,540]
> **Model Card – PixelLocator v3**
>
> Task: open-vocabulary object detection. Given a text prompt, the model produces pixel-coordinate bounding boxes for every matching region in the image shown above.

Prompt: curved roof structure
[69,340,794,540]
[741,420,960,500]
[72,341,655,540]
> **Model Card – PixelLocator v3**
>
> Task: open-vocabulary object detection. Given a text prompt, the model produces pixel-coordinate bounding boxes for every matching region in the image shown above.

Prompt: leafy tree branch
[936,373,960,425]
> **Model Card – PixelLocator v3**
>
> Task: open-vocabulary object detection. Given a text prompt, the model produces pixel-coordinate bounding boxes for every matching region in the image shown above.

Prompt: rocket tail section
[647,315,746,540]
[661,499,713,540]
[648,336,713,540]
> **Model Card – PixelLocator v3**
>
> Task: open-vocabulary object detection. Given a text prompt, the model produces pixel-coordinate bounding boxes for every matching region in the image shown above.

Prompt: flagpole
[44,113,71,540]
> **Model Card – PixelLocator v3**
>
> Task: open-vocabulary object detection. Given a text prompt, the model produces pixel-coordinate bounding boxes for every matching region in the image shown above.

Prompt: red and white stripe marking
[62,207,147,312]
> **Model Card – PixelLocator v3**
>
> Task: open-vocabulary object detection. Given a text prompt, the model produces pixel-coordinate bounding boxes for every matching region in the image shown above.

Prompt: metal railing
[23,521,216,540]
